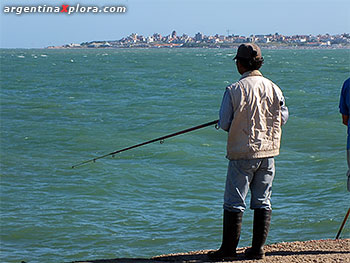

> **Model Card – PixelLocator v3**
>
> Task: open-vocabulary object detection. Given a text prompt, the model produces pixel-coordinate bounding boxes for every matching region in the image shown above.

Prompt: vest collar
[240,70,263,80]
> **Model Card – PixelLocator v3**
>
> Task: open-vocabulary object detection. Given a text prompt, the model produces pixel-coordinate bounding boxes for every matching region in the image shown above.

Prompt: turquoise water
[1,48,349,262]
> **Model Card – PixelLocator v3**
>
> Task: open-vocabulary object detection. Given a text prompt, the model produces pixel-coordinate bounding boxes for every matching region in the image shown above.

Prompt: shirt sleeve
[280,98,289,125]
[339,78,350,116]
[219,89,234,132]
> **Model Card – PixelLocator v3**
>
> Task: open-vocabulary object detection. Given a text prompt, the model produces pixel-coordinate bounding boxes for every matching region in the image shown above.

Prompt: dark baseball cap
[234,43,262,60]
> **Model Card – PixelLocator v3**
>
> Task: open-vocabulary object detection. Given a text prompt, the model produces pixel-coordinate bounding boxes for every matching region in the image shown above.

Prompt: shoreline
[71,238,350,263]
[47,45,350,50]
[1,46,350,50]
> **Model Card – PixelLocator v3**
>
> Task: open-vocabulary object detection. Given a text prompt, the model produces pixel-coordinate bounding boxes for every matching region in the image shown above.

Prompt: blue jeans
[224,158,275,213]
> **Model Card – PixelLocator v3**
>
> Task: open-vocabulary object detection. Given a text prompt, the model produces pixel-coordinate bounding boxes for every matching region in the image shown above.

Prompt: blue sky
[1,0,349,48]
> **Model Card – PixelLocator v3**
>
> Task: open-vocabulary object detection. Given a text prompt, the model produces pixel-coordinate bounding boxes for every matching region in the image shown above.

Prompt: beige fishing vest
[226,70,283,160]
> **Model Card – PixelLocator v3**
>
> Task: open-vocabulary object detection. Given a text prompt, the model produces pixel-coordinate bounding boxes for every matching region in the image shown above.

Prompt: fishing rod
[335,207,350,239]
[72,119,219,169]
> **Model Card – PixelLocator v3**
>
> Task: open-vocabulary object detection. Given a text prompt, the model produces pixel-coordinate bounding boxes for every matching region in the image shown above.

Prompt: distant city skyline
[54,31,349,49]
[1,0,350,48]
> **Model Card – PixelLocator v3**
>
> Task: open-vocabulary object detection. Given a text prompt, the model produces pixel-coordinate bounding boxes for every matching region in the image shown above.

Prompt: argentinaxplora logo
[3,4,127,15]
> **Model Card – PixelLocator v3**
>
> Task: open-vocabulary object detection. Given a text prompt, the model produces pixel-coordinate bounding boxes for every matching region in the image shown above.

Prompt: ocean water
[0,48,349,263]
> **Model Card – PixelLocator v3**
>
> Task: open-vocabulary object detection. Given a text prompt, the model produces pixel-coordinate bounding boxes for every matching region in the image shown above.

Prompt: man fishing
[339,77,350,192]
[208,43,289,260]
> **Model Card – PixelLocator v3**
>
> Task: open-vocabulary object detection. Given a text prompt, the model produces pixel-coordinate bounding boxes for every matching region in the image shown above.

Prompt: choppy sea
[1,48,349,263]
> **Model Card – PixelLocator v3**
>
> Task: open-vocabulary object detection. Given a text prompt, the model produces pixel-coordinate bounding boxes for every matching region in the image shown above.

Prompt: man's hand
[342,114,349,126]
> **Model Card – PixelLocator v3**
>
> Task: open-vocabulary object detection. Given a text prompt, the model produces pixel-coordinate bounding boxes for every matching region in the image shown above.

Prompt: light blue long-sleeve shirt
[339,78,350,149]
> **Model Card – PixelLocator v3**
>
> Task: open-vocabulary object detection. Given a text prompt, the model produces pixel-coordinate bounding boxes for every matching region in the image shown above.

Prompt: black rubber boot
[208,210,243,261]
[245,209,272,260]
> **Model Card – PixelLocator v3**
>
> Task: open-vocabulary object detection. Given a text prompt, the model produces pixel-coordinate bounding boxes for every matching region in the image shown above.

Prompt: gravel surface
[72,239,350,263]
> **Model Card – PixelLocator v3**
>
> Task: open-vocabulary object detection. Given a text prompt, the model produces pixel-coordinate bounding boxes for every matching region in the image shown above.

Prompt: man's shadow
[70,248,350,263]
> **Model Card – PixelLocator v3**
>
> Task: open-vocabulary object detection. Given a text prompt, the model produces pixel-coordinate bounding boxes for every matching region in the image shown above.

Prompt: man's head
[234,43,264,74]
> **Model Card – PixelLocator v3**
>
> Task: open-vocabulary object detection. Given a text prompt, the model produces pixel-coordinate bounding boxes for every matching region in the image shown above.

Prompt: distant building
[100,42,111,47]
[296,38,307,43]
[258,37,270,43]
[247,36,255,43]
[171,30,177,39]
[153,33,162,41]
[130,33,138,43]
[233,36,247,43]
[195,32,204,42]
[147,36,154,43]
[67,43,81,48]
